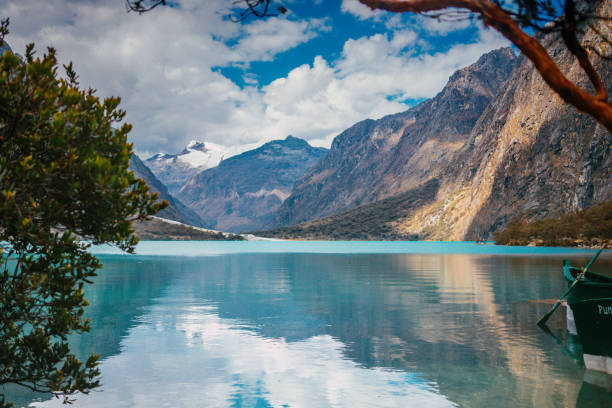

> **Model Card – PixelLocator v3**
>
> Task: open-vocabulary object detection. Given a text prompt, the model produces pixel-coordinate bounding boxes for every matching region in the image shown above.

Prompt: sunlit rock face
[129,154,204,227]
[272,48,517,229]
[177,136,327,233]
[397,19,612,240]
[445,32,612,240]
[145,141,235,195]
[271,25,612,240]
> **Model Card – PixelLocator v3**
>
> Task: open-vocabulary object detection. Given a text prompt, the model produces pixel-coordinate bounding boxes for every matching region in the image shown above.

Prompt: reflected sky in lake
[7,244,611,407]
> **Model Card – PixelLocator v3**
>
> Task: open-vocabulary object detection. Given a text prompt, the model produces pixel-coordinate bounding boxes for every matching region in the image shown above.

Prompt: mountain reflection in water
[6,249,611,407]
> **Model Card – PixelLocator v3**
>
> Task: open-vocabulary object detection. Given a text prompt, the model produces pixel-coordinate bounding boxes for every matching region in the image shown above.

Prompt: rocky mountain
[177,136,328,232]
[145,141,239,195]
[129,154,205,227]
[273,47,517,228]
[439,32,612,240]
[268,27,611,240]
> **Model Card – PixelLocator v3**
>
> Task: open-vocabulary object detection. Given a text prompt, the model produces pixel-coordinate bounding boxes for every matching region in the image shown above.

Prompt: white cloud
[341,0,384,20]
[232,17,330,62]
[1,0,509,156]
[255,27,508,147]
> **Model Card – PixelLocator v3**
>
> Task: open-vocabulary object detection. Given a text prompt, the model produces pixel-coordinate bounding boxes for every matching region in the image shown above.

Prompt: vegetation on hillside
[133,217,244,240]
[256,179,439,240]
[494,200,612,247]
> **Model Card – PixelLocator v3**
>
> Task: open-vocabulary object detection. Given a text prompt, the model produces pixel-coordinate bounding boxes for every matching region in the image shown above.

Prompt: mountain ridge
[129,154,205,227]
[145,140,241,195]
[272,47,517,229]
[178,136,328,232]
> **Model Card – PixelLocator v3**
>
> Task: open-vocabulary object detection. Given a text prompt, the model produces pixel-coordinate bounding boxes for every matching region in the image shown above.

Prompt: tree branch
[561,0,607,102]
[229,0,287,22]
[359,0,612,133]
[125,0,166,13]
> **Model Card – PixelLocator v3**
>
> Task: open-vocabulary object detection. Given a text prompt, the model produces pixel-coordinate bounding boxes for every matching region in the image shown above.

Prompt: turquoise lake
[5,241,612,407]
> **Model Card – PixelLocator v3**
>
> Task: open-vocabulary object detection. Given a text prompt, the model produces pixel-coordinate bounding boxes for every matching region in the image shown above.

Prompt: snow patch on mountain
[178,141,229,168]
[145,140,245,195]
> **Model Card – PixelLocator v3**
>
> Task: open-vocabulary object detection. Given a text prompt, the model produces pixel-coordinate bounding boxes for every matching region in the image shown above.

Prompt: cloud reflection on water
[33,303,454,408]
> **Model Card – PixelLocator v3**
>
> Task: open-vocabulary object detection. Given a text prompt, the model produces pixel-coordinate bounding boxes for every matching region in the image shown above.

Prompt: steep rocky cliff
[130,154,205,227]
[177,136,327,232]
[411,31,612,240]
[272,48,517,228]
[268,25,611,240]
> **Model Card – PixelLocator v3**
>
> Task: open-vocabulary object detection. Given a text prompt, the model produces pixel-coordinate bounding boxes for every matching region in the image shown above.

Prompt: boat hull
[564,261,612,373]
[569,299,612,373]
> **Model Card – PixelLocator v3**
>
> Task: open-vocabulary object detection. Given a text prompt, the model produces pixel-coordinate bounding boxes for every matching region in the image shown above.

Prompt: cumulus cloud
[340,0,385,20]
[257,27,508,147]
[1,0,508,156]
[232,17,330,62]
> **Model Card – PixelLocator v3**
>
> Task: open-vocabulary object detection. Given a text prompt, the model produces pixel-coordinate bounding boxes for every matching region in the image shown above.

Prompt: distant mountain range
[145,141,242,195]
[131,216,244,241]
[177,136,327,232]
[129,154,204,227]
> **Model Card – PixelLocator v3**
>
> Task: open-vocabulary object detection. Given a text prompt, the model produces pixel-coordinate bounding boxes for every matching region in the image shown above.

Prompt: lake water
[5,242,612,407]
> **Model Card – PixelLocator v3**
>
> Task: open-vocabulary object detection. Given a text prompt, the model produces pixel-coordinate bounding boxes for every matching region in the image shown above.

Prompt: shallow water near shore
[5,242,612,407]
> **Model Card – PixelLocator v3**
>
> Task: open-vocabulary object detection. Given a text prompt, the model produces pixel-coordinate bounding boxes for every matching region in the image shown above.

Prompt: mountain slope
[131,217,244,240]
[178,136,327,232]
[130,154,204,227]
[273,48,517,228]
[145,141,239,195]
[256,179,439,240]
[430,31,612,240]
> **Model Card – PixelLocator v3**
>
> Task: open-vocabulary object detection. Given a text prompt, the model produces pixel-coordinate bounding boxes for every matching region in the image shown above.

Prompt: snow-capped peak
[178,141,228,168]
[185,140,207,152]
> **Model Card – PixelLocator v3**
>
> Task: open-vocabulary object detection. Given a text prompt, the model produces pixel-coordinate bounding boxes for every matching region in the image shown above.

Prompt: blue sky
[0,0,508,156]
[218,2,479,87]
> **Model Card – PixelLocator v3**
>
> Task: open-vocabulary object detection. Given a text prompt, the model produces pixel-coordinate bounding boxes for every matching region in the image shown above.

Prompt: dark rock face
[177,136,327,232]
[273,48,517,228]
[129,154,204,227]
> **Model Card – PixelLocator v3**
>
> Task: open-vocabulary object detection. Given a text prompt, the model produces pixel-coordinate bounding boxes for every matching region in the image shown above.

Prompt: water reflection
[11,252,612,407]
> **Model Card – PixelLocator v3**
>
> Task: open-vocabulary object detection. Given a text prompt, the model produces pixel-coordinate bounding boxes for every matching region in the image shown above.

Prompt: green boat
[563,258,612,374]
